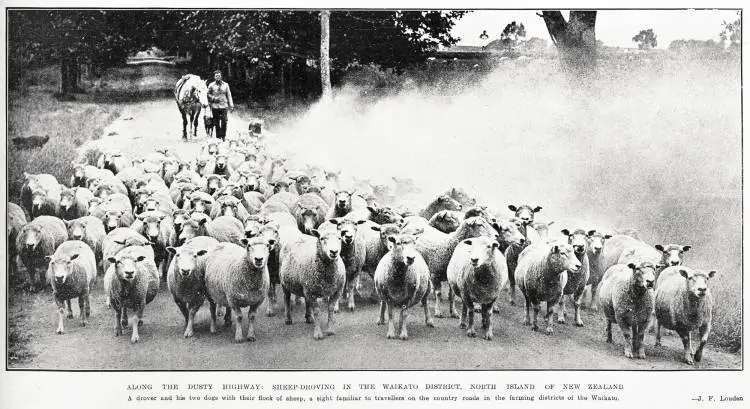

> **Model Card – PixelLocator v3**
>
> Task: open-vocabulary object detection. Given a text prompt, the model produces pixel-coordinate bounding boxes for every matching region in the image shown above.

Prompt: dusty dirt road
[9,98,741,370]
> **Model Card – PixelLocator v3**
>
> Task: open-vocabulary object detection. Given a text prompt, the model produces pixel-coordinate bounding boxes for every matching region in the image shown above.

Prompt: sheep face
[170,248,208,278]
[330,218,366,246]
[655,244,691,267]
[178,220,203,245]
[294,176,312,194]
[463,237,500,268]
[586,230,612,254]
[334,190,353,212]
[241,237,272,268]
[240,173,261,192]
[464,205,489,220]
[492,219,525,246]
[48,253,80,286]
[312,230,342,261]
[369,205,403,225]
[195,160,209,174]
[59,191,75,211]
[627,262,656,294]
[324,170,340,182]
[178,162,192,172]
[259,225,280,252]
[437,195,462,211]
[143,198,161,213]
[679,269,716,299]
[206,143,219,156]
[21,226,42,251]
[190,198,210,214]
[532,221,554,239]
[88,197,103,214]
[71,166,87,187]
[508,204,542,225]
[173,210,189,232]
[108,254,146,282]
[271,180,291,194]
[206,177,222,195]
[66,220,87,241]
[433,210,461,231]
[244,219,263,238]
[551,244,581,273]
[102,152,120,168]
[462,217,495,238]
[215,155,229,171]
[561,229,588,256]
[30,189,49,209]
[387,234,419,266]
[103,211,125,233]
[138,213,167,243]
[448,187,476,207]
[299,207,321,234]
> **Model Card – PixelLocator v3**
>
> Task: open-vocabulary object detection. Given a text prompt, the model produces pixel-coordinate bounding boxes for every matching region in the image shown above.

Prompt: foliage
[632,28,657,50]
[719,11,741,49]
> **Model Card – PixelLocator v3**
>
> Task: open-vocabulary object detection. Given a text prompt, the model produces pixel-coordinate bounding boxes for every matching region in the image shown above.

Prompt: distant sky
[451,10,740,49]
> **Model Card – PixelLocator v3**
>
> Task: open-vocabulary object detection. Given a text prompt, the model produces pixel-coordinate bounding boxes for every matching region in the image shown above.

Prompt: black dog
[204,114,214,138]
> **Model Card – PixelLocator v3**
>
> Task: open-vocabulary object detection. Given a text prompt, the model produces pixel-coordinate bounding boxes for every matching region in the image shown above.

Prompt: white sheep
[16,215,68,290]
[447,236,507,340]
[104,245,160,343]
[556,229,591,327]
[419,194,463,220]
[58,187,94,221]
[130,210,176,281]
[101,227,155,273]
[319,218,368,313]
[177,214,245,245]
[374,233,434,340]
[64,216,106,268]
[279,228,346,339]
[166,236,220,338]
[46,240,97,334]
[597,262,657,358]
[204,238,272,342]
[584,230,613,311]
[654,266,716,365]
[20,172,61,219]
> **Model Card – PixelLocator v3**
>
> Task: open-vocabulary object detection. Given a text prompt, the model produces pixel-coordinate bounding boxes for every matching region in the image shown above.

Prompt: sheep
[97,150,130,175]
[444,186,477,207]
[597,262,657,359]
[261,191,298,214]
[290,174,313,195]
[212,154,234,178]
[428,210,462,233]
[419,194,463,220]
[232,170,269,196]
[515,242,582,334]
[264,157,288,183]
[344,203,404,225]
[654,266,716,365]
[326,190,358,219]
[166,236,220,337]
[204,238,272,342]
[101,228,154,273]
[70,162,92,188]
[490,217,525,253]
[374,233,434,340]
[556,229,592,326]
[243,218,264,238]
[130,210,176,281]
[209,195,250,222]
[600,234,651,273]
[584,230,613,311]
[88,178,129,200]
[29,186,61,219]
[16,215,68,290]
[169,180,199,209]
[46,240,97,334]
[187,191,215,215]
[279,228,346,339]
[256,223,282,316]
[115,166,146,193]
[447,236,507,340]
[201,174,227,196]
[8,202,28,279]
[320,218,368,313]
[64,216,106,266]
[268,179,292,195]
[414,216,496,318]
[58,187,94,221]
[532,221,555,240]
[178,214,245,246]
[292,193,330,235]
[104,245,160,343]
[502,205,544,306]
[242,191,265,214]
[171,209,191,239]
[21,172,61,218]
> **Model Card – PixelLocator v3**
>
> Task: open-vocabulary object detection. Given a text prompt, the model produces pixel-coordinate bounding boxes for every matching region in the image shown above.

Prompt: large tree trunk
[320,10,332,102]
[60,51,79,96]
[540,11,597,76]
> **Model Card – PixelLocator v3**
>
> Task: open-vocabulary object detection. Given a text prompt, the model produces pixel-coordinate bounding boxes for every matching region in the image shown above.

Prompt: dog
[203,110,214,138]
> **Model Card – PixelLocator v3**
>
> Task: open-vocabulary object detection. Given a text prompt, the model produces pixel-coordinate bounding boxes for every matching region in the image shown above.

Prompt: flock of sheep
[7,125,717,366]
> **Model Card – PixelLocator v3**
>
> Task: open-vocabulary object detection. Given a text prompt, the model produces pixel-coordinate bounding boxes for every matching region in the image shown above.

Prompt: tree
[720,12,741,49]
[538,11,597,74]
[320,10,332,101]
[632,29,657,50]
[500,21,526,49]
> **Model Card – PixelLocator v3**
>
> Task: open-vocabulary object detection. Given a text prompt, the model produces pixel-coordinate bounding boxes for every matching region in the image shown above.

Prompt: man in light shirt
[207,70,234,141]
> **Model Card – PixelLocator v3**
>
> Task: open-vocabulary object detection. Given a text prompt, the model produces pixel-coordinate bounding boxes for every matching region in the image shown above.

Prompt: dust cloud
[272,55,741,272]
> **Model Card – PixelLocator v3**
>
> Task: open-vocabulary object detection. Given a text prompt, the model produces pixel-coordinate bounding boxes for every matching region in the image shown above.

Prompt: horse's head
[193,79,209,108]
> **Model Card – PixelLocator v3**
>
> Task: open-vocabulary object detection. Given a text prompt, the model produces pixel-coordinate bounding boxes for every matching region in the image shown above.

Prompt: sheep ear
[366,205,378,213]
[107,256,117,264]
[682,245,691,252]
[463,239,473,246]
[708,270,716,279]
[533,206,542,212]
[387,236,397,244]
[196,250,208,257]
[45,255,52,261]
[69,254,79,261]
[266,239,276,247]
[328,219,340,226]
[552,245,560,254]
[604,235,612,239]
[561,229,570,236]
[679,269,689,278]
[491,241,500,250]
[508,205,518,212]
[64,220,72,228]
[240,238,250,246]
[355,220,367,225]
[371,225,382,232]
[166,247,178,256]
[655,244,665,252]
[587,230,596,237]
[311,229,321,238]
[627,263,636,271]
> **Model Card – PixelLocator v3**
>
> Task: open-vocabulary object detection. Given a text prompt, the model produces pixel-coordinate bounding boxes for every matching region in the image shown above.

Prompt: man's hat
[213,70,222,75]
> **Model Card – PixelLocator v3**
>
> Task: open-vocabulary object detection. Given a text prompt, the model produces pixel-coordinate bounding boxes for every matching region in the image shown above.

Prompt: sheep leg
[347,275,356,312]
[606,320,613,343]
[283,288,293,325]
[398,306,409,340]
[333,294,340,314]
[386,303,396,339]
[482,303,493,341]
[524,298,533,327]
[655,321,662,346]
[422,292,434,328]
[573,291,585,327]
[311,297,324,340]
[377,301,386,325]
[265,284,276,317]
[694,322,711,363]
[174,296,189,324]
[589,285,599,312]
[231,306,244,343]
[131,304,144,344]
[556,296,567,324]
[325,294,337,336]
[635,324,646,359]
[618,322,633,358]
[466,297,476,338]
[680,330,695,365]
[84,294,91,318]
[208,300,218,333]
[78,296,87,327]
[114,308,123,337]
[121,308,129,329]
[55,297,67,334]
[66,299,74,319]
[223,307,232,328]
[544,301,556,334]
[432,277,444,318]
[246,307,257,342]
[460,301,468,329]
[185,303,199,338]
[448,286,459,318]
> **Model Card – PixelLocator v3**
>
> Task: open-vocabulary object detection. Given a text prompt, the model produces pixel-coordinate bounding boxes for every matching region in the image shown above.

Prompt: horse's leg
[192,107,200,137]
[180,108,188,139]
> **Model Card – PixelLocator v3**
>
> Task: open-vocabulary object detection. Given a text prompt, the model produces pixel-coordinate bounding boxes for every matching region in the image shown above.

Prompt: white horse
[174,74,209,140]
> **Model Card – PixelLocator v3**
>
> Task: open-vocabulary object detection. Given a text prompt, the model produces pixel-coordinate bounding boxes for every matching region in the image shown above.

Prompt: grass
[7,292,35,366]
